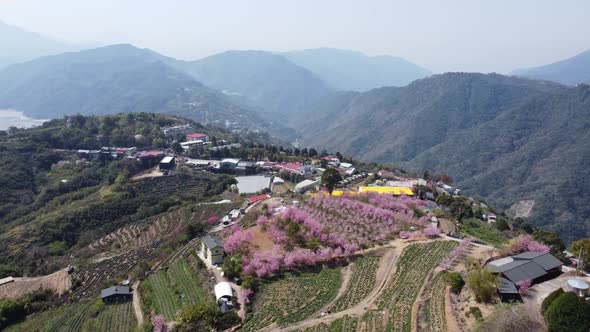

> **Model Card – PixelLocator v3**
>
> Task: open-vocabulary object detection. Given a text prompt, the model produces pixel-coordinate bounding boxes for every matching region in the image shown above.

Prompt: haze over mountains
[0,20,589,243]
[0,20,74,69]
[0,45,288,136]
[283,48,432,91]
[176,50,333,118]
[513,49,590,85]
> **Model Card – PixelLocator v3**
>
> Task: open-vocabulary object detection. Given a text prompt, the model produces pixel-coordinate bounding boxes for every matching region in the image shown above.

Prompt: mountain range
[0,44,292,136]
[295,73,590,243]
[0,37,588,243]
[513,49,590,85]
[175,50,333,118]
[0,20,75,69]
[283,48,432,91]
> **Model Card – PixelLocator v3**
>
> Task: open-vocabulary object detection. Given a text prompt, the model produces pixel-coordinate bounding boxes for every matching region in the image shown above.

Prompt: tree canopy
[321,168,342,194]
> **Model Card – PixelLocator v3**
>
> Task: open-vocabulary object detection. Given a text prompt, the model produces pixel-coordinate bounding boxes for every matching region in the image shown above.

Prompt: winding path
[132,281,145,327]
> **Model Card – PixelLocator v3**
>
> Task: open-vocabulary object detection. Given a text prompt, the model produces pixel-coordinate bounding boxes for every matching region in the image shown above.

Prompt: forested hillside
[0,114,237,276]
[177,50,332,119]
[295,73,590,243]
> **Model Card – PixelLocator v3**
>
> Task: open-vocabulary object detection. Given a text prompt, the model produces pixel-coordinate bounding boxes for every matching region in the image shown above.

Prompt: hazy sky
[1,0,588,73]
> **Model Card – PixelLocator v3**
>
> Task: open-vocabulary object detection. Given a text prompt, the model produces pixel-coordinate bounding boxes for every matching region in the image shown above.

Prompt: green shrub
[0,298,26,329]
[541,288,564,313]
[544,291,590,332]
[470,306,483,321]
[442,272,465,294]
[88,298,105,318]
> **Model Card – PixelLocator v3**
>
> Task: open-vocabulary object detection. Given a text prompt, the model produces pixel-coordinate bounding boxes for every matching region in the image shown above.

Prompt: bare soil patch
[246,226,276,251]
[0,268,71,299]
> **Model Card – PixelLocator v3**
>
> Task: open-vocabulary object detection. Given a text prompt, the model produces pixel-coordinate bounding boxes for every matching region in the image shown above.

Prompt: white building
[201,235,224,265]
[294,179,320,194]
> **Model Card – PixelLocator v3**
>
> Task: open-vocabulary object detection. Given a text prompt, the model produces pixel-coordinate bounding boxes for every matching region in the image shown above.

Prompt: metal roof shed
[202,235,223,249]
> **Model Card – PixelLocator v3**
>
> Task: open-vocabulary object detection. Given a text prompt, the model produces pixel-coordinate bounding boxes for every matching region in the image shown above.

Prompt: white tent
[214,282,233,302]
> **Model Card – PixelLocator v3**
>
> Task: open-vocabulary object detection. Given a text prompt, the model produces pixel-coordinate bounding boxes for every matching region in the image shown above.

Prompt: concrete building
[294,179,320,194]
[159,156,175,171]
[201,235,224,265]
[235,175,272,194]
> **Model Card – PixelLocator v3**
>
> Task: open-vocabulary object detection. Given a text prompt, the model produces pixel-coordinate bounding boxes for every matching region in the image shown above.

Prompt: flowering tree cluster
[207,216,219,225]
[240,288,254,304]
[507,235,550,254]
[152,314,166,332]
[516,279,532,295]
[223,225,253,253]
[222,193,431,278]
[423,224,441,238]
[440,238,472,269]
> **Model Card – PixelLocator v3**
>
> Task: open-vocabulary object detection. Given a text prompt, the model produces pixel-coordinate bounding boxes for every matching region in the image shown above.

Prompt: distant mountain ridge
[283,48,432,91]
[294,73,589,243]
[0,20,74,69]
[0,44,291,136]
[513,49,590,85]
[176,50,333,119]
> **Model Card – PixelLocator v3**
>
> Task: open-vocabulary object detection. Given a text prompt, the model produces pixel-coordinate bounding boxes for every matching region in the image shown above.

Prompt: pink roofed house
[186,133,209,142]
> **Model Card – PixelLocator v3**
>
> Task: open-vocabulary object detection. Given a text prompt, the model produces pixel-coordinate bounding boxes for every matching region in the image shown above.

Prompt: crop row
[331,256,380,312]
[142,257,211,322]
[367,241,457,332]
[240,268,342,331]
[425,272,447,332]
[81,301,137,332]
[301,315,359,332]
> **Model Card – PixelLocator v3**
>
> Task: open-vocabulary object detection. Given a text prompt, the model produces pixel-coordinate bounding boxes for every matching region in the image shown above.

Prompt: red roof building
[186,133,209,142]
[137,150,164,159]
[246,194,270,205]
[280,162,305,174]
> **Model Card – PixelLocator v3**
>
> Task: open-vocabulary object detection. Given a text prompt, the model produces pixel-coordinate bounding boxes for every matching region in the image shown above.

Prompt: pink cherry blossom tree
[516,279,532,295]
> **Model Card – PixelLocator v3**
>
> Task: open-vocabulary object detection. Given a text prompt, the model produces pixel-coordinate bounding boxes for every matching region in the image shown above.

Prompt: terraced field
[131,174,210,200]
[5,299,94,332]
[331,256,380,312]
[240,268,342,331]
[141,257,212,321]
[83,301,137,332]
[361,241,457,332]
[88,203,236,254]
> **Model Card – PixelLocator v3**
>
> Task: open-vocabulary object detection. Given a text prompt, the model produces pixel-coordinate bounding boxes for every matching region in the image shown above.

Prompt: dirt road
[132,281,145,326]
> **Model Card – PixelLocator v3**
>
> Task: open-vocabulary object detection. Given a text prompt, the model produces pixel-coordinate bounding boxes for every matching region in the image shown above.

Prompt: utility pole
[577,245,584,276]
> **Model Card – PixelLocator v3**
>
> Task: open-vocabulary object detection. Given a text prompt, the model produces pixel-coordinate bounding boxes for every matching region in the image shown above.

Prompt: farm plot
[6,299,94,332]
[301,315,359,332]
[0,268,71,299]
[141,257,212,321]
[73,241,162,298]
[331,255,380,312]
[424,272,447,332]
[240,268,342,331]
[88,203,235,254]
[82,301,137,332]
[362,241,457,332]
